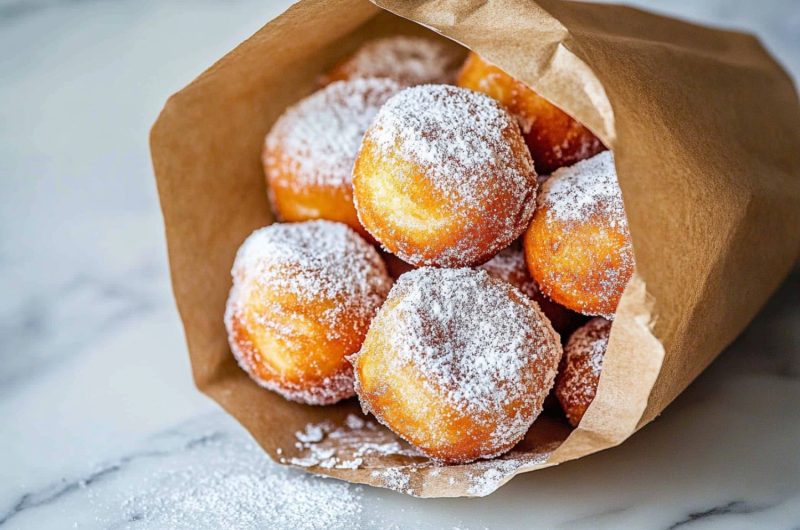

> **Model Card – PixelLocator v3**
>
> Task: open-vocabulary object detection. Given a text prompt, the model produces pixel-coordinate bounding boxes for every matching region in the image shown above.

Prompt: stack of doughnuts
[226,36,634,464]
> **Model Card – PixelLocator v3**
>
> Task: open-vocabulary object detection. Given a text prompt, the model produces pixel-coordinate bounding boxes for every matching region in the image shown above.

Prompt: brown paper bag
[151,0,800,497]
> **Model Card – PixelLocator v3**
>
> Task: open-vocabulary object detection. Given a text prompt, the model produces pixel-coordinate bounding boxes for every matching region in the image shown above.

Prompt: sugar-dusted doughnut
[263,78,401,238]
[321,35,462,87]
[225,220,392,405]
[457,52,605,175]
[479,247,585,336]
[555,318,611,426]
[523,151,633,318]
[352,268,562,463]
[353,85,538,267]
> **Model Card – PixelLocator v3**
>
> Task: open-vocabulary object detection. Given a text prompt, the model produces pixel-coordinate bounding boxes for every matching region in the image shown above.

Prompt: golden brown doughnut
[352,267,562,463]
[321,35,462,87]
[555,318,611,426]
[478,247,586,337]
[457,52,605,175]
[225,220,392,405]
[523,151,633,318]
[263,78,401,238]
[353,85,538,267]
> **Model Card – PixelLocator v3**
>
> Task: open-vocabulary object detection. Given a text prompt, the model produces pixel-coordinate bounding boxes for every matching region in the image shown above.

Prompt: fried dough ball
[321,35,462,87]
[523,151,633,318]
[352,268,562,463]
[225,221,392,405]
[479,247,585,337]
[457,52,605,175]
[263,78,401,238]
[353,85,538,267]
[555,318,611,426]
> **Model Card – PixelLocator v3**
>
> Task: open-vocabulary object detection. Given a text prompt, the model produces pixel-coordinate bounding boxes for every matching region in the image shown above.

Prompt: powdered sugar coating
[355,85,537,266]
[479,247,586,336]
[352,267,562,463]
[555,317,611,426]
[371,85,535,211]
[225,220,392,405]
[384,269,554,412]
[478,247,539,299]
[264,78,401,193]
[323,36,462,87]
[540,151,626,230]
[526,151,634,319]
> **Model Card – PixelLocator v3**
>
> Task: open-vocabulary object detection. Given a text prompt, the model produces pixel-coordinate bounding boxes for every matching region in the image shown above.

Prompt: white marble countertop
[1,0,798,528]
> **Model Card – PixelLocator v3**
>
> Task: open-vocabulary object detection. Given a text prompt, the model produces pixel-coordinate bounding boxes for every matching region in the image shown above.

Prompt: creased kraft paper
[151,0,800,497]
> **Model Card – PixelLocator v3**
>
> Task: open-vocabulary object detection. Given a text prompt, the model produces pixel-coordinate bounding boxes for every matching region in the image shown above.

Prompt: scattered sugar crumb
[284,414,421,472]
[296,422,331,444]
[346,414,367,430]
[467,452,553,496]
[371,467,413,495]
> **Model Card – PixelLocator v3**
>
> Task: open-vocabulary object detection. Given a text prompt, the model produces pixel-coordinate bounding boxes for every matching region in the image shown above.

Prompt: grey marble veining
[1,0,798,528]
